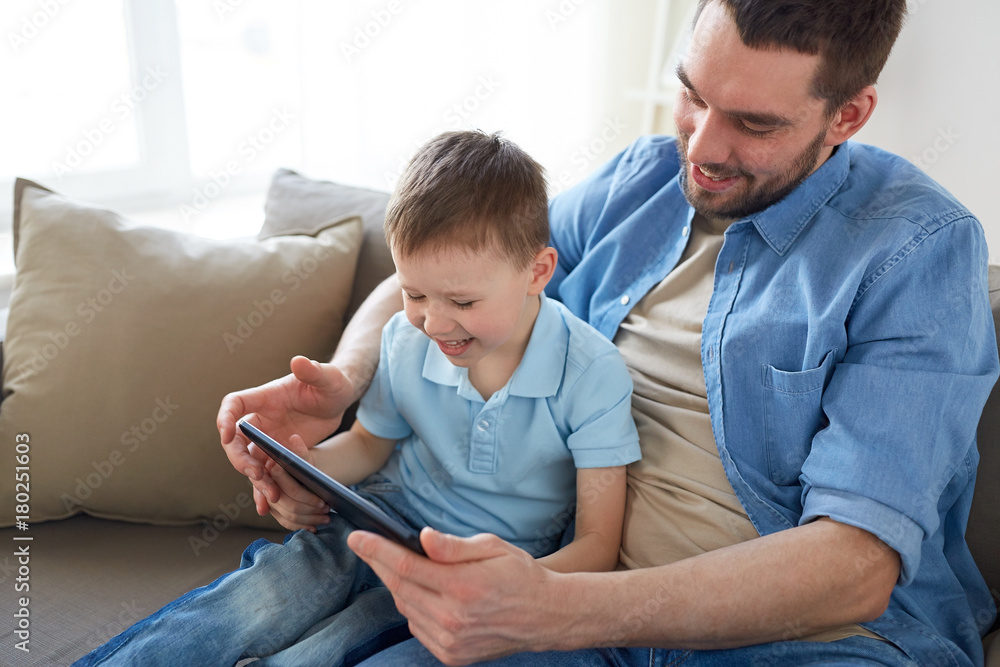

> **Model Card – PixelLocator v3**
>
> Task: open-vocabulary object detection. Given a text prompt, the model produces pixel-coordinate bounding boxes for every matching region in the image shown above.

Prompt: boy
[76,130,640,666]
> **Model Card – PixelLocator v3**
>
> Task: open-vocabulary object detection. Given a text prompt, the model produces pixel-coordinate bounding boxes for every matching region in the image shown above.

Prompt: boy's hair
[694,0,908,114]
[384,130,549,268]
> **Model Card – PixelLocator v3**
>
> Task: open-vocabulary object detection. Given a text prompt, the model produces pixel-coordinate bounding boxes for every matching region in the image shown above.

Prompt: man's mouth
[691,164,741,192]
[701,168,734,180]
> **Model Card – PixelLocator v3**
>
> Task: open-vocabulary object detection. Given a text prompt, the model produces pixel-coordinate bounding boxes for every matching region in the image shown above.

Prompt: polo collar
[421,293,567,399]
[741,141,851,256]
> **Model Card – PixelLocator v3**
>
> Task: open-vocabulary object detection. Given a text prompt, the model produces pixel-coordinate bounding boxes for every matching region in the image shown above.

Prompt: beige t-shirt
[613,213,880,643]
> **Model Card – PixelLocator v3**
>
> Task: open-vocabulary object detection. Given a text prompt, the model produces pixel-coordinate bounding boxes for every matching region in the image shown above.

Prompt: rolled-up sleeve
[799,216,999,584]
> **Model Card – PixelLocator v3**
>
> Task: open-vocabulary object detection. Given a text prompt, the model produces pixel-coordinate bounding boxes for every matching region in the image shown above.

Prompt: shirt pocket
[761,349,837,486]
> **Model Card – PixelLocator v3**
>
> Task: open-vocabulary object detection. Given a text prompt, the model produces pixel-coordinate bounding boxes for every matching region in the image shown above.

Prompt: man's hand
[217,355,356,515]
[348,529,564,665]
[349,519,900,663]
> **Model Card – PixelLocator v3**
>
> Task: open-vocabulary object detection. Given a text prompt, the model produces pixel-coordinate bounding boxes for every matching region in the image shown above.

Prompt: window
[2,0,645,279]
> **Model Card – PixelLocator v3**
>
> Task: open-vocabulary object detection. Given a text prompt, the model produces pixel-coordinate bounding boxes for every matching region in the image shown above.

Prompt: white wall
[643,0,1000,260]
[842,0,1000,260]
[295,0,639,199]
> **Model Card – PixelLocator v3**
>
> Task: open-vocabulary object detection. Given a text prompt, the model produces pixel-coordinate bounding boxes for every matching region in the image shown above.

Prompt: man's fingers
[289,356,331,389]
[351,528,512,597]
[216,394,246,445]
[352,531,494,666]
[348,531,445,621]
[219,409,268,482]
[349,531,432,589]
[290,355,355,408]
[217,390,267,444]
[420,529,511,565]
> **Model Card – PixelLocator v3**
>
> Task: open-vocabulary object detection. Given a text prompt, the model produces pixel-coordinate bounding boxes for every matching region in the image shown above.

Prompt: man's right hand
[217,355,357,516]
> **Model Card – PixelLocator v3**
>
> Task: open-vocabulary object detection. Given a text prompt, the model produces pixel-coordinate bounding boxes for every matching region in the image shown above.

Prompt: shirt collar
[739,141,851,256]
[421,293,567,399]
[508,293,566,398]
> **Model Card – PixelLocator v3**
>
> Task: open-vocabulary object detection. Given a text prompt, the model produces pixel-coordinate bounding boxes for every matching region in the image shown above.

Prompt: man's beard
[677,129,828,222]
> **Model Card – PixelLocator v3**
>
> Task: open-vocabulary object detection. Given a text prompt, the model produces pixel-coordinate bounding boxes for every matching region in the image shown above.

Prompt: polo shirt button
[620,295,630,306]
[478,420,489,431]
[682,226,690,237]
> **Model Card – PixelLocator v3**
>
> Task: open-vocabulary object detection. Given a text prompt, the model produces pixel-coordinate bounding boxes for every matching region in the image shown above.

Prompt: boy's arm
[265,420,397,532]
[310,419,397,487]
[537,466,627,573]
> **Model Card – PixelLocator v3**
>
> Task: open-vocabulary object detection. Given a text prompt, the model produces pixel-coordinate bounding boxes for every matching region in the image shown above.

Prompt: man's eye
[684,90,707,107]
[739,122,774,137]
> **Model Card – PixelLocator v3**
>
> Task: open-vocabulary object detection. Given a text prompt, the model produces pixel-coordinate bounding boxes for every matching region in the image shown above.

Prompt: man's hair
[694,0,908,113]
[384,130,549,268]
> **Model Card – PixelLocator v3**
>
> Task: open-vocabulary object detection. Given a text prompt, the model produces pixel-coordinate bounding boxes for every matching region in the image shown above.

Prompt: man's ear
[527,247,558,296]
[824,85,878,147]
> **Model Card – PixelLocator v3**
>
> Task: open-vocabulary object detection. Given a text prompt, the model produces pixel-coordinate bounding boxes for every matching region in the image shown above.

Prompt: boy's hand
[217,355,356,506]
[258,433,332,532]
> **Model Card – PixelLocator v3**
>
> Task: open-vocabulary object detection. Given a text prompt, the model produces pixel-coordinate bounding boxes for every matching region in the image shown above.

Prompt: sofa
[0,170,997,666]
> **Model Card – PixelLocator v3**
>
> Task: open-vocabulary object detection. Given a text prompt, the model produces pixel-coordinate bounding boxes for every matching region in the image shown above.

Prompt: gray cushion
[259,168,396,321]
[0,516,286,665]
[969,266,1000,611]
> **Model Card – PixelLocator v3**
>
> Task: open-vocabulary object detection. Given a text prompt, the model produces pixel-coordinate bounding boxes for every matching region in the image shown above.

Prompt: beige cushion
[259,168,395,321]
[0,179,361,528]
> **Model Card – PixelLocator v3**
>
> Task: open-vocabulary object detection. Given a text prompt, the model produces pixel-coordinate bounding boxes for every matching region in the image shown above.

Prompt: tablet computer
[238,420,426,556]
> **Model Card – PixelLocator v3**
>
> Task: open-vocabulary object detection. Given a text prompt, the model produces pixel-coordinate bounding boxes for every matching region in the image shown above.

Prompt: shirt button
[682,226,690,237]
[477,420,489,431]
[620,295,630,306]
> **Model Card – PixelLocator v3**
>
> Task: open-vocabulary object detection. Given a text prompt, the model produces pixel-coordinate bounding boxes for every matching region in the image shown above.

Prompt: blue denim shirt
[546,136,998,666]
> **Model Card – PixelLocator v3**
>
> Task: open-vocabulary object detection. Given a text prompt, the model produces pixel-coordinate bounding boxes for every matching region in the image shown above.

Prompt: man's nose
[685,110,733,168]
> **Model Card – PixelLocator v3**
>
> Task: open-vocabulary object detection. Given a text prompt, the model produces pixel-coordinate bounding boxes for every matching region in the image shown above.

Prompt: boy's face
[393,244,549,372]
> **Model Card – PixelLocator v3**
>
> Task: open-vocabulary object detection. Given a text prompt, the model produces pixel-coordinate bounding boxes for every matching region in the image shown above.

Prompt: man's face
[673,1,836,223]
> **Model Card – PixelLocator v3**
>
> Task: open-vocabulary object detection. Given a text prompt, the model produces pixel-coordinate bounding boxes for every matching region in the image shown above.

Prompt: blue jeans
[74,476,421,667]
[358,636,919,666]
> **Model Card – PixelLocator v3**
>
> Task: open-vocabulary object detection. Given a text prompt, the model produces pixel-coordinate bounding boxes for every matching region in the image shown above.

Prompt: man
[218,1,999,664]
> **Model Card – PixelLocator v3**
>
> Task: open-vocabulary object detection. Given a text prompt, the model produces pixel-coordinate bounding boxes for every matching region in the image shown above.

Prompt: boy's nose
[422,309,454,337]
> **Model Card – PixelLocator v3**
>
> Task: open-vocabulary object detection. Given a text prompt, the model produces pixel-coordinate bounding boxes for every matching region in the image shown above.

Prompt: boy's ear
[527,247,558,296]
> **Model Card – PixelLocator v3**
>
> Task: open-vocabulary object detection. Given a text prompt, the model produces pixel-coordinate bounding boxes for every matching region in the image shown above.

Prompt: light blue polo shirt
[356,293,641,557]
